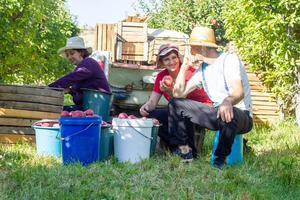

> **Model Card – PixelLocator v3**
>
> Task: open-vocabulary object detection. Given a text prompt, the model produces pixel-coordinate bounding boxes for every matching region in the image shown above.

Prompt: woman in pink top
[139,44,212,157]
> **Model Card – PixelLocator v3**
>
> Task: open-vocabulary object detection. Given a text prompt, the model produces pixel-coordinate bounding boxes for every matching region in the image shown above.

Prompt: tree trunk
[296,92,300,126]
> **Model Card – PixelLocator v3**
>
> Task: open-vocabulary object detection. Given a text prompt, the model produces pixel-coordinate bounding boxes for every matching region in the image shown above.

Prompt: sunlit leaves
[0,0,79,84]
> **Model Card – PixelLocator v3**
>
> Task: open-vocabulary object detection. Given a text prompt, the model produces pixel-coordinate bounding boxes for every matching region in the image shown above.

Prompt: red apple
[152,118,160,125]
[128,114,137,119]
[61,111,70,117]
[162,75,173,88]
[52,123,60,128]
[41,122,51,127]
[84,109,94,116]
[72,110,85,117]
[118,113,128,119]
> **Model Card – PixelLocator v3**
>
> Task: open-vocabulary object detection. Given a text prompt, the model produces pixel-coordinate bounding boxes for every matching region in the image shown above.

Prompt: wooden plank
[97,24,103,50]
[0,126,35,135]
[0,84,64,98]
[252,109,279,115]
[0,134,35,144]
[250,85,266,90]
[122,42,145,54]
[0,101,62,113]
[122,22,146,27]
[0,118,37,126]
[251,91,273,97]
[121,55,146,61]
[252,101,278,106]
[251,96,276,101]
[122,35,147,42]
[0,108,60,119]
[103,24,107,50]
[0,93,63,106]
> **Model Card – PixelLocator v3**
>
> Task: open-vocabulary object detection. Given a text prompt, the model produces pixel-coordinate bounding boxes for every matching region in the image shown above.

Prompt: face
[65,49,84,65]
[161,52,180,72]
[190,45,207,57]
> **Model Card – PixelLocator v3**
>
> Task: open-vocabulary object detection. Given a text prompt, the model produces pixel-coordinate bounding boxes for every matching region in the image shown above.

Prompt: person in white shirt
[170,26,253,168]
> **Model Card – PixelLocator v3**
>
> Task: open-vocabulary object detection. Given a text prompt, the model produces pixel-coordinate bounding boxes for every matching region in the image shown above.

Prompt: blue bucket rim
[82,88,112,95]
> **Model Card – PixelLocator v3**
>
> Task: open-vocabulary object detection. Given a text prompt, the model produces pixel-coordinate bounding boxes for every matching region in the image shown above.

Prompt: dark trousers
[148,108,198,155]
[168,98,253,159]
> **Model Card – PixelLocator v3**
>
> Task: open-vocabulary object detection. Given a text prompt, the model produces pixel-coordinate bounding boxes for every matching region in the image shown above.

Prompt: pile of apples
[117,113,160,125]
[35,120,59,128]
[60,109,95,117]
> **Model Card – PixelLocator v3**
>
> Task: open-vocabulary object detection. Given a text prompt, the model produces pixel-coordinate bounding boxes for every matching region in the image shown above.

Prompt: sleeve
[223,53,242,82]
[48,60,93,88]
[189,68,203,88]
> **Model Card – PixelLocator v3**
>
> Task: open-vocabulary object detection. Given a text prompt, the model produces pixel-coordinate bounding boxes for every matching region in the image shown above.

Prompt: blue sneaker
[172,148,193,162]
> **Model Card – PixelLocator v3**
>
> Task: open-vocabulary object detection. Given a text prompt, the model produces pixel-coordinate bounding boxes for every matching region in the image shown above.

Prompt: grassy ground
[0,120,299,200]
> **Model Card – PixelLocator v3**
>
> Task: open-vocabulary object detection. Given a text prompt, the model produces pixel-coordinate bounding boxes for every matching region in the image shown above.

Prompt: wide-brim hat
[187,26,219,48]
[156,44,182,68]
[58,36,93,57]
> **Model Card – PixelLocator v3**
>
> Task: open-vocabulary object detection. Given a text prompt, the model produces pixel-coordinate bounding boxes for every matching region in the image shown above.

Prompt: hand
[139,103,154,117]
[63,88,71,94]
[159,80,173,94]
[217,99,234,123]
[190,54,204,66]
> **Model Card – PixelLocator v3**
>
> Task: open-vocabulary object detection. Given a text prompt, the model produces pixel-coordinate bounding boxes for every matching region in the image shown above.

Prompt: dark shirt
[48,57,110,105]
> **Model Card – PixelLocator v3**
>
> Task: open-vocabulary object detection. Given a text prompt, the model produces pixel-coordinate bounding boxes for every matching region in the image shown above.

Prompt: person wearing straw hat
[139,44,212,159]
[49,36,110,111]
[169,26,253,168]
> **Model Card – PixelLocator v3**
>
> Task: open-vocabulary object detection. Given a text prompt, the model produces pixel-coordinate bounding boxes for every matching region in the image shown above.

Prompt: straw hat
[58,36,93,57]
[156,44,181,68]
[188,26,218,48]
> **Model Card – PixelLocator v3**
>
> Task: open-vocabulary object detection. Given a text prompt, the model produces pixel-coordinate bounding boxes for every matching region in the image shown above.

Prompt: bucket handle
[113,121,153,140]
[58,123,95,141]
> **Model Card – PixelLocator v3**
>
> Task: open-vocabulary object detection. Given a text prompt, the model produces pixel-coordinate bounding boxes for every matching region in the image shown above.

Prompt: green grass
[0,120,299,200]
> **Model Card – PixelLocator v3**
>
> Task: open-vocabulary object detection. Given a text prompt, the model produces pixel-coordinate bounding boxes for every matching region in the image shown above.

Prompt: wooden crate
[247,72,280,124]
[95,23,117,61]
[118,22,147,43]
[148,38,187,64]
[117,41,148,61]
[0,84,63,143]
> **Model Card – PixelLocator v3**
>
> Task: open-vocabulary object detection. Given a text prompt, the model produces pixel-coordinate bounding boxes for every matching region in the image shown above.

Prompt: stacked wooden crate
[246,67,280,124]
[0,84,63,143]
[148,38,187,64]
[147,29,188,64]
[116,22,148,62]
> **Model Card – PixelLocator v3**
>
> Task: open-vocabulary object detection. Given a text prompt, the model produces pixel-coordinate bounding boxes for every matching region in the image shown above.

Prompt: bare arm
[139,92,162,117]
[217,79,244,123]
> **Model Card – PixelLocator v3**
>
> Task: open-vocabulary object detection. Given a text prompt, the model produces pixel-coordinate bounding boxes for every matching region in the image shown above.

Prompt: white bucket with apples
[112,114,154,163]
[32,119,61,157]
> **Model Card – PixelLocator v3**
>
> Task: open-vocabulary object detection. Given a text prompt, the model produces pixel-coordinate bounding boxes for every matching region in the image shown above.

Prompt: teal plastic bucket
[82,88,113,121]
[59,116,101,166]
[99,125,114,161]
[150,125,159,156]
[32,120,61,158]
[211,131,243,166]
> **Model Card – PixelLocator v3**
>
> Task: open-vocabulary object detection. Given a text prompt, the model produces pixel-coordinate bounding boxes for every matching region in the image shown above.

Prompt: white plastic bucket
[112,118,153,163]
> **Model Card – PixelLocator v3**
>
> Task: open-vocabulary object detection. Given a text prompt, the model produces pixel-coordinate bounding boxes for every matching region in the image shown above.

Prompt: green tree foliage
[0,0,79,84]
[135,0,227,45]
[223,0,300,110]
